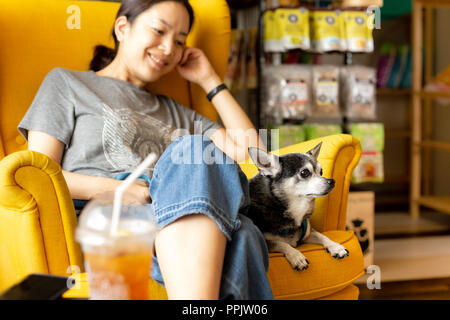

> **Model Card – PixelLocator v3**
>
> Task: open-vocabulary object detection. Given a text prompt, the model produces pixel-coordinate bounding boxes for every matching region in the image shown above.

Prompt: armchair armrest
[239,134,361,233]
[0,150,83,292]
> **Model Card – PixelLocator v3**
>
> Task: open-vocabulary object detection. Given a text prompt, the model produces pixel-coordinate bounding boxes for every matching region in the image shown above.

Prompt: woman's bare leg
[154,214,227,299]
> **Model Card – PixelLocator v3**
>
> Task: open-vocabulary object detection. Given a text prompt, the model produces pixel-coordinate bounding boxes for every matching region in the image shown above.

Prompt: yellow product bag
[310,9,346,52]
[343,10,374,52]
[263,10,283,52]
[276,7,310,51]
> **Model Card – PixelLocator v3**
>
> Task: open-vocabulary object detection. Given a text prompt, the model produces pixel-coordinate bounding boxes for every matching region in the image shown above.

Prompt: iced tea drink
[76,197,157,300]
[84,245,152,299]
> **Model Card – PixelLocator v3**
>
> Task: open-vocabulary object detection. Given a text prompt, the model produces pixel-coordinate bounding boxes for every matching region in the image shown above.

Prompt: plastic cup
[76,194,157,300]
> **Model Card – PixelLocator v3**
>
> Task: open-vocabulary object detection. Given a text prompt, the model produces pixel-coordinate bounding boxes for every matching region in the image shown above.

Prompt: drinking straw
[110,153,157,236]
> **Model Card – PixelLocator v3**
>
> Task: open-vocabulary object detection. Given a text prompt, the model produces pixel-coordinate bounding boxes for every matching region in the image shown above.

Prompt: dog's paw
[286,250,309,271]
[325,243,349,259]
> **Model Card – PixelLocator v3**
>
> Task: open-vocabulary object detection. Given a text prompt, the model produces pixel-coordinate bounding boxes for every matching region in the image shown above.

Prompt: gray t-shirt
[18,67,222,179]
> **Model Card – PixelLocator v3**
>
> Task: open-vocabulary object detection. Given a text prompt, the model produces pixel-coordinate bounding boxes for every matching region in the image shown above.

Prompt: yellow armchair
[0,0,364,299]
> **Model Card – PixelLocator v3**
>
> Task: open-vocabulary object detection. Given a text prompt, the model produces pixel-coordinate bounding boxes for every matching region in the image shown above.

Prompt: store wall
[433,9,450,196]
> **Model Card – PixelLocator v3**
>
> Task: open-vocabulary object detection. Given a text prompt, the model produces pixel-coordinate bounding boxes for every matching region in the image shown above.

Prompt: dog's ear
[248,147,281,176]
[306,142,322,160]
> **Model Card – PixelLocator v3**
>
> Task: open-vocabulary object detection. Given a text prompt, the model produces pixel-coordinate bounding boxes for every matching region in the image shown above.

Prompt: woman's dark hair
[90,0,194,71]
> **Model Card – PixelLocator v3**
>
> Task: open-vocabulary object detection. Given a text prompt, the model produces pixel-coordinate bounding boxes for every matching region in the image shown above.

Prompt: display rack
[410,0,450,217]
[256,0,383,130]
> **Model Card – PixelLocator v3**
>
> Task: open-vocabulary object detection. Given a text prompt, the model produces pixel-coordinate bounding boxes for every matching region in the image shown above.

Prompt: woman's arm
[202,74,265,162]
[27,130,150,204]
[177,48,266,162]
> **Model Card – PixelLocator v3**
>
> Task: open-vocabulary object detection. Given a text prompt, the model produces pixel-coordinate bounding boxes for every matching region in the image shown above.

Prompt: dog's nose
[327,179,335,187]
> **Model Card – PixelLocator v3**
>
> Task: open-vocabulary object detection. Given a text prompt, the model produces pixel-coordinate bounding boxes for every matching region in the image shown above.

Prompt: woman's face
[118,1,190,85]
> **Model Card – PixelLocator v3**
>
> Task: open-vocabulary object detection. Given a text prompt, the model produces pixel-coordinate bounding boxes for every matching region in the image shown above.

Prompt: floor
[355,210,450,300]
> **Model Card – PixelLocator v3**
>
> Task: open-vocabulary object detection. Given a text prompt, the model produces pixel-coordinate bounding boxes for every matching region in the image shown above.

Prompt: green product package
[304,123,342,140]
[349,123,385,152]
[350,123,385,184]
[267,124,306,150]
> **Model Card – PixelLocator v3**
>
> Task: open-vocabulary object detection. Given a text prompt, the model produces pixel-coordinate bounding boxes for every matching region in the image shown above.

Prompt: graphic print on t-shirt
[102,103,173,171]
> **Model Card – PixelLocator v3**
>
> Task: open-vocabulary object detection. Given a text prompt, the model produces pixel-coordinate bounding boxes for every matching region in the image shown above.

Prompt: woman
[18,0,273,299]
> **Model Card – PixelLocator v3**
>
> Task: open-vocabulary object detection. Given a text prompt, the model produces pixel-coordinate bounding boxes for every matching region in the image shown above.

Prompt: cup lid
[75,198,157,247]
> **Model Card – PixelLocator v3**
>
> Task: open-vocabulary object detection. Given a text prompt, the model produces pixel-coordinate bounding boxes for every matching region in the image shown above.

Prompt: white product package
[341,65,377,120]
[262,64,312,124]
[311,65,341,119]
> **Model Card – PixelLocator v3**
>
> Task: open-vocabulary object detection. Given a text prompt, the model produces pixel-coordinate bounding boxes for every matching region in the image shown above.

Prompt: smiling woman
[18,0,272,300]
[91,0,194,85]
[90,1,192,67]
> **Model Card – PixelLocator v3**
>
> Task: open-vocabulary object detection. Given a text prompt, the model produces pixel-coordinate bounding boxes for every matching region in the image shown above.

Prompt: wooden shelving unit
[376,88,412,96]
[410,0,450,218]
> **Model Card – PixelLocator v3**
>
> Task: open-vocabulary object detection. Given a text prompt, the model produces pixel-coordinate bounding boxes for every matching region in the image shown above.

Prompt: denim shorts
[77,134,273,299]
[145,134,273,299]
[147,134,250,239]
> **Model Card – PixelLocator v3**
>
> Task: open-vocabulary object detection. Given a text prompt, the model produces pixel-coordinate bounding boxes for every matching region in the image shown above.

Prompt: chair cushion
[63,230,364,300]
[267,230,364,300]
[315,284,359,300]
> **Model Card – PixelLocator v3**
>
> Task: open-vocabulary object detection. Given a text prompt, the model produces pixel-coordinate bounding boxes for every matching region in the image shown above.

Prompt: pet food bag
[341,65,377,120]
[262,64,312,124]
[276,8,310,51]
[263,10,284,52]
[304,123,342,140]
[350,123,385,183]
[267,124,306,150]
[311,65,341,119]
[342,10,374,52]
[310,9,346,52]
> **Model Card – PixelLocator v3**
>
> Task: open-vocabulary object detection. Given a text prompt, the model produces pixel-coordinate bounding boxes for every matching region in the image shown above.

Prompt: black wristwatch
[206,83,228,102]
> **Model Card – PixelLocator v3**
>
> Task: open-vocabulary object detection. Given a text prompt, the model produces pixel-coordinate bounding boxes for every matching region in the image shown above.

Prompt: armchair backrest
[0,0,230,159]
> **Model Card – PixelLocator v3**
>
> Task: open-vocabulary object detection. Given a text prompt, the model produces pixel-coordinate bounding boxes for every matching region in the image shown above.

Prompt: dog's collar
[278,218,308,240]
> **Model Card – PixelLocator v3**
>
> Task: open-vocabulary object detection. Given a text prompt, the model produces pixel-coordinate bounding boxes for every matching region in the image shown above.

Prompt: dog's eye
[300,169,311,178]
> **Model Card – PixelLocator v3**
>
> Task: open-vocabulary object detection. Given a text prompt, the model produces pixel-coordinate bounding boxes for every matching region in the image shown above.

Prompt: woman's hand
[123,181,151,205]
[176,47,222,93]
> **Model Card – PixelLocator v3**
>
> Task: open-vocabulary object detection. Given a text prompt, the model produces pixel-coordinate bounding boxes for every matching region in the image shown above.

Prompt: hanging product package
[276,7,310,51]
[311,65,341,119]
[224,29,240,90]
[267,124,306,150]
[310,9,346,52]
[341,65,377,120]
[246,27,258,89]
[343,10,374,52]
[349,123,385,184]
[262,64,311,124]
[304,123,342,140]
[263,10,284,52]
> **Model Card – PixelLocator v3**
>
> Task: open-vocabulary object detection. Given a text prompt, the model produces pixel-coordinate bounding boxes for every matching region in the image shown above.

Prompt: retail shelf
[410,0,450,218]
[416,140,450,152]
[385,129,411,139]
[376,88,412,96]
[415,196,450,215]
[415,0,450,8]
[418,90,450,99]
